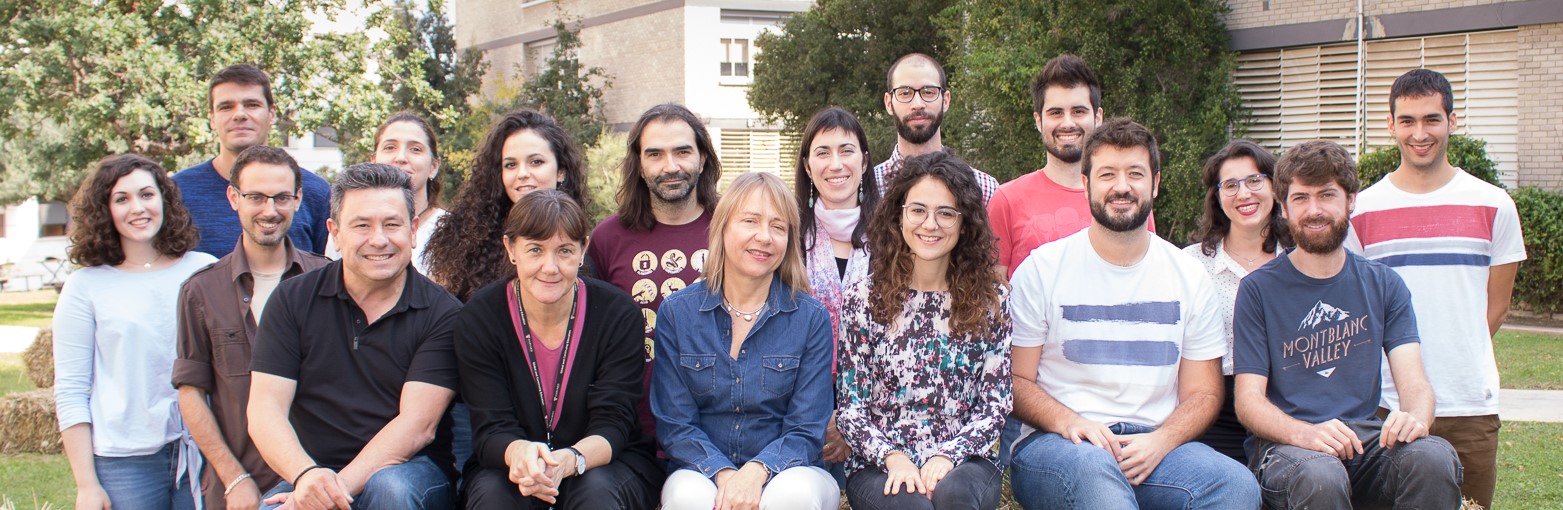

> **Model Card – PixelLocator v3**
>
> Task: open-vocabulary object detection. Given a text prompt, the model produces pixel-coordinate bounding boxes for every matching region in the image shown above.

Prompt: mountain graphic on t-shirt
[1299,300,1351,331]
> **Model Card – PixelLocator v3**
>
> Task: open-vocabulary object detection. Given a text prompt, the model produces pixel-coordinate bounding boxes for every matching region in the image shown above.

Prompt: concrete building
[1224,0,1563,189]
[453,0,813,188]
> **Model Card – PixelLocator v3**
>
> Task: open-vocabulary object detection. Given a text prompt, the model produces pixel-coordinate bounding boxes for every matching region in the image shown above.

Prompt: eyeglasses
[890,86,946,103]
[902,204,962,229]
[1219,174,1269,196]
[231,185,298,207]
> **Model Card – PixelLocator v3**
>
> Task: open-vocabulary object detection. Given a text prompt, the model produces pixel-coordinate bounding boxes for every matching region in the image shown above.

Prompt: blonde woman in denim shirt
[653,172,839,510]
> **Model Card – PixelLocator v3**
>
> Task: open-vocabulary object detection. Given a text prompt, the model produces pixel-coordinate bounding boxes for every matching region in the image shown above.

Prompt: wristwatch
[566,447,587,475]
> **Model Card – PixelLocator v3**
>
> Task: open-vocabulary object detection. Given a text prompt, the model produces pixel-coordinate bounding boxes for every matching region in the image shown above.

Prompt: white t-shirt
[1010,229,1225,441]
[52,251,218,456]
[1345,170,1526,416]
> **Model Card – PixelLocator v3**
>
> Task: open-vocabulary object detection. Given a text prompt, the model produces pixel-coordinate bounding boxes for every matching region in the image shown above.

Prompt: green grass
[0,354,32,397]
[0,453,72,509]
[0,302,53,328]
[1495,421,1563,509]
[1496,332,1563,390]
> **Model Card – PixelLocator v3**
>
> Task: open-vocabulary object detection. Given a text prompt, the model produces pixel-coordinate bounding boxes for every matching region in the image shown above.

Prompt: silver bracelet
[223,472,253,496]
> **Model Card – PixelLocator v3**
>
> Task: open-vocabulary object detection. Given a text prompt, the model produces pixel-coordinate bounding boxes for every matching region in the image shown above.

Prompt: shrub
[1511,187,1563,316]
[1355,134,1503,188]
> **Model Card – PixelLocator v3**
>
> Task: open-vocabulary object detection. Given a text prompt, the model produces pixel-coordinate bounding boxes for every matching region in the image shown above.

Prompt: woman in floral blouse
[837,151,1012,510]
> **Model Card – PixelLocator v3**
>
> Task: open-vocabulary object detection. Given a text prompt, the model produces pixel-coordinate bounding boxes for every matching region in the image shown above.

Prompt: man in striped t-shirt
[1344,68,1526,510]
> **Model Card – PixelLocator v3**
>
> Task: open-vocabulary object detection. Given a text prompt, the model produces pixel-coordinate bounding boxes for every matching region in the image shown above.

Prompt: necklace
[723,299,765,322]
[131,253,162,269]
[1225,244,1268,268]
[512,279,579,442]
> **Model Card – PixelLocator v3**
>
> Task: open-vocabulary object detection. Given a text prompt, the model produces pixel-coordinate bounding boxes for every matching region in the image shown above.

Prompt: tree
[749,0,955,165]
[522,17,611,150]
[0,0,410,204]
[748,0,1244,243]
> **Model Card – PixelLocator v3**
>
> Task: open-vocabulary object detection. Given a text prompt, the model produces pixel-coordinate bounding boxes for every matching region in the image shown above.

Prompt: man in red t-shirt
[588,103,723,450]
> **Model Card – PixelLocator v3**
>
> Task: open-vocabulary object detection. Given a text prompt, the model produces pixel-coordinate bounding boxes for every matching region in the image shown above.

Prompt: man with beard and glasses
[1007,119,1258,510]
[1343,69,1524,510]
[174,146,331,509]
[874,53,999,203]
[175,64,332,257]
[1234,140,1461,509]
[588,103,722,452]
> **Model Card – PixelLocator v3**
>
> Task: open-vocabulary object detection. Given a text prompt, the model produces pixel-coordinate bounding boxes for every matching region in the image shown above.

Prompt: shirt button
[242,297,250,303]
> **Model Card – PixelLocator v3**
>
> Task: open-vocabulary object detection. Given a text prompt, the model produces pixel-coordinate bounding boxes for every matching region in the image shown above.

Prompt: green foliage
[1355,134,1504,188]
[1511,187,1563,316]
[520,17,611,150]
[748,0,1242,243]
[0,0,407,204]
[585,131,629,222]
[750,0,954,164]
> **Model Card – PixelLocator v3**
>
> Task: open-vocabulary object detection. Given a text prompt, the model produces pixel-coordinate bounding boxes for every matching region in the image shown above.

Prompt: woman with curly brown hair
[53,154,216,509]
[836,151,1012,510]
[424,109,591,302]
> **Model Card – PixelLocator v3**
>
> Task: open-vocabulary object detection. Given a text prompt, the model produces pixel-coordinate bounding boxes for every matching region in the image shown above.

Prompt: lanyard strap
[510,279,580,445]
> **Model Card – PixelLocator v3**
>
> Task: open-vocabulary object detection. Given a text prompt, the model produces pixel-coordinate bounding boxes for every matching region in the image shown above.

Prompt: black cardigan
[455,277,657,476]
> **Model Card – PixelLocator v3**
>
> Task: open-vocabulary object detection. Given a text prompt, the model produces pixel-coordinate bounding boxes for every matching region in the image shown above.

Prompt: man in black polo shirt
[248,163,460,510]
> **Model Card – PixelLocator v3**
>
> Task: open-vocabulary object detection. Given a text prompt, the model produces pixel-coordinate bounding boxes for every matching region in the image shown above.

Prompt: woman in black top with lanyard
[456,190,661,509]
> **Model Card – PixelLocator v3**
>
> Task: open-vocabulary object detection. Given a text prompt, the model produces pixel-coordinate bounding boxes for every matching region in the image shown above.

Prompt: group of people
[51,51,1520,510]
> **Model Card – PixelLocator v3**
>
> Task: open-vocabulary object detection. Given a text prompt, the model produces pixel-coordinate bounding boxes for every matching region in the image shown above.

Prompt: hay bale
[22,327,52,389]
[0,388,60,454]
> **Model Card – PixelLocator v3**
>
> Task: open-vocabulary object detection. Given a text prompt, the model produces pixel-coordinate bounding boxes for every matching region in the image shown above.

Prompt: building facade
[453,0,812,188]
[1225,0,1563,189]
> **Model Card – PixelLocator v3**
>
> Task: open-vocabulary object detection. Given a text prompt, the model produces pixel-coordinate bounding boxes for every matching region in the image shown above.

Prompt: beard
[893,109,944,145]
[1290,214,1351,254]
[1090,190,1154,232]
[647,171,696,203]
[245,215,289,247]
[1044,128,1086,163]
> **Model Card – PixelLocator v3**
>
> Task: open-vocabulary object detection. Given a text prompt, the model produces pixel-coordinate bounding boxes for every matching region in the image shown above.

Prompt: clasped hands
[505,440,580,504]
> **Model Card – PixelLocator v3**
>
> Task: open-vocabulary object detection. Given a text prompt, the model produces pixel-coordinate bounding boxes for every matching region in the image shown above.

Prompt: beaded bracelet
[223,473,252,496]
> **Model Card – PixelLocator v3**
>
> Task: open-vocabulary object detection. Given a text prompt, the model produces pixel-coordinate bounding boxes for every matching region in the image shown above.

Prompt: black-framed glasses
[230,185,298,207]
[890,86,946,103]
[902,204,962,228]
[1219,173,1269,196]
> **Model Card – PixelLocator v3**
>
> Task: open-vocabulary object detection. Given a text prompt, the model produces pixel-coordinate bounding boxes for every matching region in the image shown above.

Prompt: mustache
[1105,191,1139,203]
[655,171,693,184]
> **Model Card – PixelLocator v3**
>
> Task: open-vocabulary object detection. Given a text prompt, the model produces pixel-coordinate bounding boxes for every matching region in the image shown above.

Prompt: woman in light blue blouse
[54,154,216,509]
[652,172,838,510]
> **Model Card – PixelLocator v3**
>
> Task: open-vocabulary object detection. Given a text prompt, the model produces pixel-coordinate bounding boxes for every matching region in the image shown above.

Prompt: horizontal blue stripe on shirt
[1061,301,1181,325]
[1373,253,1490,268]
[1062,340,1181,367]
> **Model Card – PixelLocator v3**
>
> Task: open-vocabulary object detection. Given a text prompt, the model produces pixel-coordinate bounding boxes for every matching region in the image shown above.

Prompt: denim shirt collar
[695,274,801,317]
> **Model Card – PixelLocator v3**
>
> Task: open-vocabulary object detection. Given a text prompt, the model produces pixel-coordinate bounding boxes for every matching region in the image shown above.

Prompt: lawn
[1496,332,1563,390]
[0,302,52,329]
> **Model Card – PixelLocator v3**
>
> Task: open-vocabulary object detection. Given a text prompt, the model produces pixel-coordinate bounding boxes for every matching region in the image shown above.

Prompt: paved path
[0,325,39,353]
[1500,323,1563,336]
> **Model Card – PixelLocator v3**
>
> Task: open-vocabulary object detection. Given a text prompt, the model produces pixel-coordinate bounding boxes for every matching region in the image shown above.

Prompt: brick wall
[1517,22,1563,190]
[1225,0,1510,30]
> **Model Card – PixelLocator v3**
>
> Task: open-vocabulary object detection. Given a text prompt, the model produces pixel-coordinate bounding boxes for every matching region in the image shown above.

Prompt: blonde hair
[704,172,810,297]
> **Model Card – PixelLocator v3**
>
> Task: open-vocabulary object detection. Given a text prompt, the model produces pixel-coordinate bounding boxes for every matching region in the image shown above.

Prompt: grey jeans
[1247,420,1463,509]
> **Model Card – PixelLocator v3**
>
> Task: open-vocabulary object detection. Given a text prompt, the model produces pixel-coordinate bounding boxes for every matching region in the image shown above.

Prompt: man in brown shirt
[174,146,329,509]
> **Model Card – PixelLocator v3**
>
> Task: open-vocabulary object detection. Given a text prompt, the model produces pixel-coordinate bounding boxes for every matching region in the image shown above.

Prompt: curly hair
[68,154,199,267]
[794,107,879,253]
[866,152,1005,340]
[424,109,588,301]
[1190,139,1290,257]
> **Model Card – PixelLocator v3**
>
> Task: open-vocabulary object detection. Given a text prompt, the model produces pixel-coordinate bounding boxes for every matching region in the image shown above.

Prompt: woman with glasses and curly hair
[1183,139,1289,462]
[836,151,1012,510]
[425,109,592,302]
[54,154,217,509]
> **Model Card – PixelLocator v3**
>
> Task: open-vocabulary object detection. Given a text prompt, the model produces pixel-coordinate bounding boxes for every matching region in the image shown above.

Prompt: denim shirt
[651,277,834,478]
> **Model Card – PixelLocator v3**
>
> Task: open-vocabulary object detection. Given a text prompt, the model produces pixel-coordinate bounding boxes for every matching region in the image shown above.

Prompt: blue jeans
[94,442,196,510]
[997,414,1021,470]
[261,456,452,510]
[1249,421,1462,509]
[1010,423,1259,509]
[451,402,473,474]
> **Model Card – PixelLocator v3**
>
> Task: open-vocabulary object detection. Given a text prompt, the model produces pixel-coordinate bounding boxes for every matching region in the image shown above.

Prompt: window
[720,38,750,78]
[1236,29,1519,185]
[524,37,557,78]
[39,201,68,237]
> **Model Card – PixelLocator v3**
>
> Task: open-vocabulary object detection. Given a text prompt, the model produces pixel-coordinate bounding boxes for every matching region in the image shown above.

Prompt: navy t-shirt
[1233,251,1419,424]
[174,159,332,258]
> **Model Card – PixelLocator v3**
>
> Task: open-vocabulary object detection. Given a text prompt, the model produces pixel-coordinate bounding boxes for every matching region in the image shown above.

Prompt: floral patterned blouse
[835,277,1013,474]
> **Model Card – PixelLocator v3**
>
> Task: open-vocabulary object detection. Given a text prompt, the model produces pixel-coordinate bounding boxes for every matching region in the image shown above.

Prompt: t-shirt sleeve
[250,285,303,380]
[1232,277,1270,377]
[1008,256,1050,348]
[1181,272,1227,361]
[406,300,460,390]
[988,189,1015,270]
[1380,268,1420,353]
[1490,193,1527,266]
[306,174,331,254]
